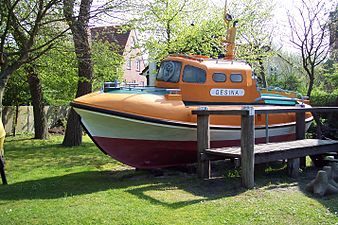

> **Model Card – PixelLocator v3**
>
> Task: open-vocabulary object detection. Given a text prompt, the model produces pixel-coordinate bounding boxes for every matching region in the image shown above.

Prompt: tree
[173,15,226,58]
[0,0,68,139]
[38,41,78,106]
[62,0,94,146]
[25,63,48,139]
[265,51,308,92]
[288,0,333,97]
[0,0,66,115]
[2,68,31,136]
[229,0,276,87]
[134,0,208,61]
[91,41,124,90]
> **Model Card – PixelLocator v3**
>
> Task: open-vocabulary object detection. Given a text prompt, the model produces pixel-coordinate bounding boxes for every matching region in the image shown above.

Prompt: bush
[309,89,338,106]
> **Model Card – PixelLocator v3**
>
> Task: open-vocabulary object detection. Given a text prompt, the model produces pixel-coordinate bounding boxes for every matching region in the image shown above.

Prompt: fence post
[241,106,255,188]
[197,112,210,179]
[296,111,306,169]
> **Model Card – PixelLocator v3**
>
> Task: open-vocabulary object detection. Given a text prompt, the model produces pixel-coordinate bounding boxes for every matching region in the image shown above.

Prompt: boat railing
[166,89,181,94]
[254,96,299,103]
[169,54,205,62]
[102,81,120,92]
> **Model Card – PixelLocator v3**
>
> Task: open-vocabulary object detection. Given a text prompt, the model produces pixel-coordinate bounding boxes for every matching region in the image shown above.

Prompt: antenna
[223,0,237,60]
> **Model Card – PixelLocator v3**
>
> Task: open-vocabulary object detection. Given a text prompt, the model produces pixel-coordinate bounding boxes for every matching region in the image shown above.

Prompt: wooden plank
[192,109,245,116]
[255,107,338,114]
[205,139,338,165]
[197,114,210,179]
[192,106,338,116]
[240,107,255,189]
[255,142,338,164]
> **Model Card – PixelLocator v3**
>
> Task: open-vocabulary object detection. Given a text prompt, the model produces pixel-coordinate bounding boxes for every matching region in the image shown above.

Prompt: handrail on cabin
[254,96,299,103]
[168,54,205,62]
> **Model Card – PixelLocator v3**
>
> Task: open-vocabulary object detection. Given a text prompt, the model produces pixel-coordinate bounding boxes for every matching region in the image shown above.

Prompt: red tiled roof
[90,26,130,55]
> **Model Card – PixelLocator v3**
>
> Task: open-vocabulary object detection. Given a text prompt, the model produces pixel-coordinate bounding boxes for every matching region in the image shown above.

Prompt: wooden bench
[193,106,338,189]
[205,139,338,177]
[206,139,338,164]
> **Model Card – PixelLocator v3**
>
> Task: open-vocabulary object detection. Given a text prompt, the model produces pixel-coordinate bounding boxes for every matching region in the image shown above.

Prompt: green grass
[0,134,337,225]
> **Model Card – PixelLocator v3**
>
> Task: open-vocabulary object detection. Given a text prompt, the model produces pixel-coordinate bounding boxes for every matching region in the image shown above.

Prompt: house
[90,26,147,85]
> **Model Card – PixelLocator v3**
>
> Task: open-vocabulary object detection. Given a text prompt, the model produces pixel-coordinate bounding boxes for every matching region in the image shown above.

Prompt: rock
[323,166,338,189]
[306,170,338,197]
[330,162,338,180]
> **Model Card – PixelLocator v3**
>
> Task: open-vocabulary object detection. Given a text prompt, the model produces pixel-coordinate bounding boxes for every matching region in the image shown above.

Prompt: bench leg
[199,153,210,179]
[300,156,306,169]
[288,158,300,178]
[0,156,7,185]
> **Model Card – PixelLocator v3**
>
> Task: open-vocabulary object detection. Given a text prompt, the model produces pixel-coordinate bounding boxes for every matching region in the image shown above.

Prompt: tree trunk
[13,105,19,137]
[62,29,93,146]
[307,76,314,97]
[0,89,3,120]
[258,57,267,88]
[62,0,93,146]
[62,108,83,146]
[26,65,48,139]
[0,78,8,119]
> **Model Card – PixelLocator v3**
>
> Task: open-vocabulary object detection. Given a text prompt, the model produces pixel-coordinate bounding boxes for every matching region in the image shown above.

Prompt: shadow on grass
[0,156,337,212]
[297,167,338,218]
[0,167,245,209]
[257,165,338,218]
[126,176,244,209]
[0,171,115,200]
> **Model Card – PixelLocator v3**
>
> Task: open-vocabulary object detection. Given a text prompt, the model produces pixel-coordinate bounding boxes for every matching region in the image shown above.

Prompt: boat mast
[223,0,237,60]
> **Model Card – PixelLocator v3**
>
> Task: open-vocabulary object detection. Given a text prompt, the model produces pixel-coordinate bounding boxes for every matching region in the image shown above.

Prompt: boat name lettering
[210,89,245,96]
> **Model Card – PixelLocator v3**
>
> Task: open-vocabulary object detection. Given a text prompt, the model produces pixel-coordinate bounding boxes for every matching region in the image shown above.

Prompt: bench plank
[205,139,338,164]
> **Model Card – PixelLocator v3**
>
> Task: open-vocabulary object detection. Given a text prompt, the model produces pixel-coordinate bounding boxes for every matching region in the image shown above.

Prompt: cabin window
[230,73,243,83]
[156,61,182,83]
[213,73,226,82]
[183,65,206,83]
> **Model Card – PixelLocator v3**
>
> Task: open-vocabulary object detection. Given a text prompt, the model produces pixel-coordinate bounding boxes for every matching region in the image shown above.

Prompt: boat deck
[205,139,338,164]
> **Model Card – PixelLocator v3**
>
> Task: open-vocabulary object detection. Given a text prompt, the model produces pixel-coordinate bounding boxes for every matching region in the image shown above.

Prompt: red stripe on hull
[92,133,295,168]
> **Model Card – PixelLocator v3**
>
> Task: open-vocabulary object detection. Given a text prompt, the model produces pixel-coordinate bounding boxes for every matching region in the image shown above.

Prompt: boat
[71,8,313,169]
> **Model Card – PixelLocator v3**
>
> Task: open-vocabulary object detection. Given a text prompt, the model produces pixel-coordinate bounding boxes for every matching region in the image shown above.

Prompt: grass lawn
[0,134,337,225]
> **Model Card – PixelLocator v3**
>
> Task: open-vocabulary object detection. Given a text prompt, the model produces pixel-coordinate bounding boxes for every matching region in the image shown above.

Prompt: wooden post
[241,107,255,189]
[197,113,210,179]
[287,158,300,178]
[296,112,306,139]
[296,112,306,168]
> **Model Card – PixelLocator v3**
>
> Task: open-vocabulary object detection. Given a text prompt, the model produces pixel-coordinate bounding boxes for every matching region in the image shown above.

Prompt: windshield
[156,61,182,83]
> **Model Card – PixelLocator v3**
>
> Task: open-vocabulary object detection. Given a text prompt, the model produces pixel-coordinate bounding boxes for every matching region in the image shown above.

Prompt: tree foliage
[3,39,124,106]
[91,41,124,91]
[265,51,306,92]
[228,0,276,87]
[0,0,66,94]
[2,69,31,106]
[288,0,333,97]
[134,0,210,61]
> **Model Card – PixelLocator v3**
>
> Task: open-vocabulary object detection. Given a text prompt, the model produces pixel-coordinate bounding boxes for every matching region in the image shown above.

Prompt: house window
[136,60,140,72]
[126,58,131,70]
